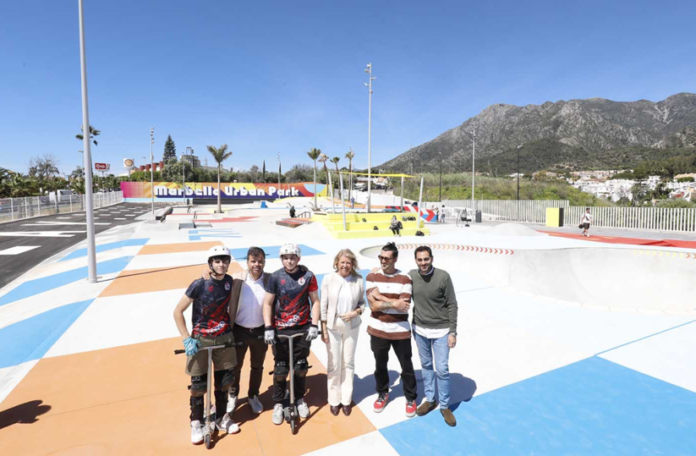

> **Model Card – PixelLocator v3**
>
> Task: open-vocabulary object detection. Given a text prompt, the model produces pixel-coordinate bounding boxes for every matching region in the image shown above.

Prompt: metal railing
[443,200,569,225]
[0,191,123,224]
[442,199,696,233]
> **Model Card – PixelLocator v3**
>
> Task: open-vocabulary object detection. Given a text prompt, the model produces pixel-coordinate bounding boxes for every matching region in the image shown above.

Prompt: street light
[150,128,155,214]
[277,151,281,192]
[77,0,97,283]
[365,63,375,212]
[517,144,523,221]
[469,127,477,216]
[183,146,193,204]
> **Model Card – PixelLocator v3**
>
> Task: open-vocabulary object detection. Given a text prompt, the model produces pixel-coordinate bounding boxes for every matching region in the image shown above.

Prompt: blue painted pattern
[380,356,696,455]
[0,257,133,307]
[229,244,324,260]
[0,300,94,369]
[60,238,149,262]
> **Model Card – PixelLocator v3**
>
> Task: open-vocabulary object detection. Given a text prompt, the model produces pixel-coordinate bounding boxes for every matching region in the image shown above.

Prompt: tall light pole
[150,128,155,214]
[277,152,281,193]
[77,0,97,283]
[365,63,375,212]
[183,146,192,204]
[470,127,477,215]
[517,144,522,221]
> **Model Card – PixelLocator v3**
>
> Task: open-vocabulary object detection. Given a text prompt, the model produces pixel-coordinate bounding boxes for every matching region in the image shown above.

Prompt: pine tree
[163,135,177,162]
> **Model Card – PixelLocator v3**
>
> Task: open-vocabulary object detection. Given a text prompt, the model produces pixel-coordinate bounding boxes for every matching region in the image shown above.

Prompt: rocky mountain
[378,93,696,175]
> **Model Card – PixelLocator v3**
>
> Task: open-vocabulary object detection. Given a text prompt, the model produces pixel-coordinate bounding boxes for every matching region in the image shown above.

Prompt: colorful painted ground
[1,205,695,455]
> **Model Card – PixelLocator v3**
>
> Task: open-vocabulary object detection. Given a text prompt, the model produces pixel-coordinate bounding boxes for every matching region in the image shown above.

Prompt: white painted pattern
[0,246,41,255]
[21,221,111,226]
[0,231,84,238]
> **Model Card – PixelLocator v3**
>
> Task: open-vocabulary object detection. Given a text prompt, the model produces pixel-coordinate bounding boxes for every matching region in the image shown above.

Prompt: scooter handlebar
[173,338,258,355]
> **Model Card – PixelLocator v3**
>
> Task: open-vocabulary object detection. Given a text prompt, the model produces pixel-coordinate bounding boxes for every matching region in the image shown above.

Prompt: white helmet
[279,243,301,257]
[208,245,231,262]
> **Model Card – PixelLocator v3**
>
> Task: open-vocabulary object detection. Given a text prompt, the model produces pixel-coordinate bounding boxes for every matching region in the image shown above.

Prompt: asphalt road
[0,203,154,290]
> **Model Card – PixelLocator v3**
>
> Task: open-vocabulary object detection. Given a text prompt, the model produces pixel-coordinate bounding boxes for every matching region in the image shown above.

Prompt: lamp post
[277,151,281,193]
[77,0,97,283]
[365,63,375,212]
[470,128,477,215]
[150,128,155,214]
[517,144,522,221]
[183,146,192,204]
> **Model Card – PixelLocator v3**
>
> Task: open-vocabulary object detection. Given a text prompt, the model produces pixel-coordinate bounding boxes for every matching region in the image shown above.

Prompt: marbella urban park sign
[120,181,327,201]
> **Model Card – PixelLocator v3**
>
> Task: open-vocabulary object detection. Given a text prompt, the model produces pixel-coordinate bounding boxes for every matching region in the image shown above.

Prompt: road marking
[0,246,41,255]
[114,218,127,220]
[21,221,111,226]
[0,231,84,238]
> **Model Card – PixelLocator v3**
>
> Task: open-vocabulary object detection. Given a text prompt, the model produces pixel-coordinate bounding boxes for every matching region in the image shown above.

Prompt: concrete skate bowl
[359,243,696,314]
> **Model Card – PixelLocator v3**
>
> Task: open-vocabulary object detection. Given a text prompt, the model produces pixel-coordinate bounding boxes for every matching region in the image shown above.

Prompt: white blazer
[320,272,366,330]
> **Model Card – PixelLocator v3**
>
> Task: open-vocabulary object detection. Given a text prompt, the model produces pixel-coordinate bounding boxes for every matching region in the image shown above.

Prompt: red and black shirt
[186,276,233,337]
[267,266,318,329]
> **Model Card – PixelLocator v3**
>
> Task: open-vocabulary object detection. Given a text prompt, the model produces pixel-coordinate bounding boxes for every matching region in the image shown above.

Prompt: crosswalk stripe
[0,246,41,255]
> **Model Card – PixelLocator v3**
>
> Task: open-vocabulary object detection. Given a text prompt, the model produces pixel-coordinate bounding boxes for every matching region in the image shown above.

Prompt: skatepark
[1,200,695,455]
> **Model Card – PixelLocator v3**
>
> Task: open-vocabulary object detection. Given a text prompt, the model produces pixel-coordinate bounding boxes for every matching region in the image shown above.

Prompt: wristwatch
[356,307,363,315]
[450,332,457,337]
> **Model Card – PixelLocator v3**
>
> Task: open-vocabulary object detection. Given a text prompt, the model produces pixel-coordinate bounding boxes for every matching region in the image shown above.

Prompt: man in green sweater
[409,245,458,427]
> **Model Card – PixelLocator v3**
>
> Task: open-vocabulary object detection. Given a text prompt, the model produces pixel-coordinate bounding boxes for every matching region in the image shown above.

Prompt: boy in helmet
[263,243,320,425]
[174,245,240,445]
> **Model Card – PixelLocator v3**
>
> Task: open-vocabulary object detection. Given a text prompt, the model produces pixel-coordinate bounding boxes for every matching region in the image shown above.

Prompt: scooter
[270,332,311,435]
[175,340,240,449]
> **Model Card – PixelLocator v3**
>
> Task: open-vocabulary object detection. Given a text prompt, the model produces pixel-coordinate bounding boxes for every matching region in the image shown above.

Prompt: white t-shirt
[336,275,355,316]
[581,212,593,224]
[236,273,266,328]
[413,324,449,340]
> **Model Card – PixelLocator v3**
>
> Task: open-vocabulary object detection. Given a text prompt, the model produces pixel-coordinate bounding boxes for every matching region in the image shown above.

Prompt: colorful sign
[120,182,327,200]
[95,163,110,171]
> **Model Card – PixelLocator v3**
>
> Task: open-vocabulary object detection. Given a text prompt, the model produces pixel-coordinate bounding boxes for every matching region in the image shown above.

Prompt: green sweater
[409,268,458,334]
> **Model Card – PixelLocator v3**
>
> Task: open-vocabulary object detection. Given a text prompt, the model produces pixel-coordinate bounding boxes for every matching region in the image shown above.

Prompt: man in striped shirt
[366,242,418,417]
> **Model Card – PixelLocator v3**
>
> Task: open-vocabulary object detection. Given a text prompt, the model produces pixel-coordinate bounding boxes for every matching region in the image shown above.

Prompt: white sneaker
[272,403,284,425]
[190,420,204,445]
[227,393,238,413]
[248,395,263,414]
[297,398,309,418]
[216,413,240,434]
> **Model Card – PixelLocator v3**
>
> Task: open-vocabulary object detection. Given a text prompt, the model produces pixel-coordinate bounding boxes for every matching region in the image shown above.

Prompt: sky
[1,0,695,177]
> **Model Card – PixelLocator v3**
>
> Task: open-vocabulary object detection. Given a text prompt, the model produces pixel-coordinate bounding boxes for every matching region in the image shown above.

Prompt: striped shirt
[365,269,412,340]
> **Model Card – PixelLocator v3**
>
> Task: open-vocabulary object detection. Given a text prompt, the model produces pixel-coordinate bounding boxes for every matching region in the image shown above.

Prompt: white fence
[443,200,569,225]
[566,206,696,233]
[0,191,123,224]
[442,199,696,233]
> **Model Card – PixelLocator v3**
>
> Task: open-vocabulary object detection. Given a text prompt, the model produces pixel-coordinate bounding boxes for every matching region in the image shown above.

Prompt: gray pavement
[0,203,153,290]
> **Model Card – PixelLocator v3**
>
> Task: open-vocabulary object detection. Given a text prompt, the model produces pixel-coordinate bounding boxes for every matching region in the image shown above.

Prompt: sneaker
[441,408,457,427]
[272,403,284,425]
[373,392,389,413]
[416,400,438,417]
[248,395,263,415]
[190,420,204,445]
[297,398,310,418]
[227,393,238,414]
[405,400,417,418]
[216,413,240,434]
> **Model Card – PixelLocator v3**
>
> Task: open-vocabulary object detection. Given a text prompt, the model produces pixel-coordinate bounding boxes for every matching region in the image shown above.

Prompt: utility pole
[277,152,281,193]
[150,128,155,214]
[471,127,477,215]
[77,0,97,283]
[517,144,522,221]
[365,63,375,212]
[183,146,192,204]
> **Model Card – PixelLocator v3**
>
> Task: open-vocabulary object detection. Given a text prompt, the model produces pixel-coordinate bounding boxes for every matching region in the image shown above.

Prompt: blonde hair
[333,248,360,276]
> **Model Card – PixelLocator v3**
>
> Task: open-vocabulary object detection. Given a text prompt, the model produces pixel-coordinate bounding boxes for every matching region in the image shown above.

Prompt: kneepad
[214,368,235,391]
[189,374,207,396]
[273,361,289,381]
[294,358,309,378]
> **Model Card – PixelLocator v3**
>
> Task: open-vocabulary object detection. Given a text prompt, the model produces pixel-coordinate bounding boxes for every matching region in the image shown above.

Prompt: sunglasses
[378,255,395,262]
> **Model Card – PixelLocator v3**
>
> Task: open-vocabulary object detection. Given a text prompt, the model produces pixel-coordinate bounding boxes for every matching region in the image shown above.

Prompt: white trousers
[326,317,360,406]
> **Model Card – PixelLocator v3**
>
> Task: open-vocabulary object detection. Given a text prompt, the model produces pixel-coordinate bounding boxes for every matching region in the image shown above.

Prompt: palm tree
[206,144,232,213]
[330,157,341,205]
[76,125,101,146]
[306,148,322,209]
[345,148,355,202]
[318,153,329,184]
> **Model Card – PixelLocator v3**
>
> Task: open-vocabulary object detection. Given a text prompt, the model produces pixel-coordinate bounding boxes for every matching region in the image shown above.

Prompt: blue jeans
[414,331,450,408]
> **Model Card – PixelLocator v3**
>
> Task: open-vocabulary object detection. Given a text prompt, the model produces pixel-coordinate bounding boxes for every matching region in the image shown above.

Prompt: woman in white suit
[321,249,366,416]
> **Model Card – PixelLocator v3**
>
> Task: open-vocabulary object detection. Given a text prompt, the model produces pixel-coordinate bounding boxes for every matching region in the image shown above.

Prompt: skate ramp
[359,244,696,314]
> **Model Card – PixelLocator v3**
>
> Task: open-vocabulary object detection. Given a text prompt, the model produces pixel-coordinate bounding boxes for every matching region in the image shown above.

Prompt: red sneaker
[373,392,389,413]
[405,400,417,418]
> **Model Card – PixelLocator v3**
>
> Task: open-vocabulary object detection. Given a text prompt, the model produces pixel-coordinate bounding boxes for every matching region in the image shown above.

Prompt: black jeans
[370,335,417,402]
[272,325,311,404]
[390,226,400,235]
[229,324,268,398]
